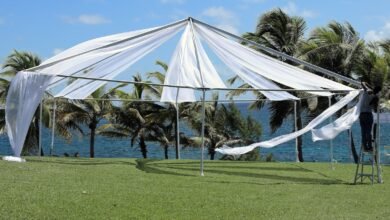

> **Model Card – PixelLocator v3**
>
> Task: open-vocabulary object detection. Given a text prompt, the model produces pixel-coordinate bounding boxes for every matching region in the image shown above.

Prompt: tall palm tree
[239,8,307,161]
[56,86,112,158]
[1,50,45,155]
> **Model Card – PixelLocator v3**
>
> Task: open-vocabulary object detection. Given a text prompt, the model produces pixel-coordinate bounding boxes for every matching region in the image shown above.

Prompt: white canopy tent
[5,17,363,174]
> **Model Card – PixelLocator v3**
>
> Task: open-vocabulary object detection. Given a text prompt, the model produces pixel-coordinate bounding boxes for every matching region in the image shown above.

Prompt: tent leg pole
[328,96,334,169]
[39,99,43,157]
[294,101,299,162]
[175,87,181,160]
[200,89,206,176]
[376,110,382,183]
[50,100,56,156]
[176,99,181,160]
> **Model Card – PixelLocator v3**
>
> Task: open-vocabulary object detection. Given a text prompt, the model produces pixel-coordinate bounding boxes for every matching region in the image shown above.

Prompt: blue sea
[1,103,390,164]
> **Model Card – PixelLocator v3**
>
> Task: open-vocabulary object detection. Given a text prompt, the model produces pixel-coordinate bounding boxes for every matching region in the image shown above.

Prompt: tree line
[1,8,389,161]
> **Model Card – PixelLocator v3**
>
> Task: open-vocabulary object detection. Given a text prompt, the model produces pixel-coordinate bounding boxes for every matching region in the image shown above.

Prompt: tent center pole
[200,89,206,176]
[175,88,181,160]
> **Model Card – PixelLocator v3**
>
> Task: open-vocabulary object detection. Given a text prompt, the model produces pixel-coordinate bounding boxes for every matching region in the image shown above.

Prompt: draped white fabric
[5,21,185,156]
[312,91,362,141]
[55,24,184,99]
[194,23,354,99]
[215,90,360,155]
[161,23,226,103]
[6,71,54,156]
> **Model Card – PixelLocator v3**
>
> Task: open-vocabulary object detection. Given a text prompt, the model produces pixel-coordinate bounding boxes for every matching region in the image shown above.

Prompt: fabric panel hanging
[215,90,360,155]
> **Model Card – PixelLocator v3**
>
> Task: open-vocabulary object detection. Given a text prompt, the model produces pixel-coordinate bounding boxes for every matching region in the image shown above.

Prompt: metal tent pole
[200,89,206,176]
[50,100,57,156]
[294,101,299,162]
[376,110,383,183]
[38,99,43,156]
[175,88,181,160]
[189,17,206,176]
[328,96,335,169]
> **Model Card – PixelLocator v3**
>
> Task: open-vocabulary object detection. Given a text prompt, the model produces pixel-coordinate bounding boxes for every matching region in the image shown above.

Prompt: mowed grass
[0,157,389,219]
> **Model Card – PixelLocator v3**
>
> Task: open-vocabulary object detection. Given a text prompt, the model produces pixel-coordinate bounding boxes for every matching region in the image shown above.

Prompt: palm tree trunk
[89,124,96,158]
[164,144,169,159]
[209,142,216,160]
[34,109,44,156]
[140,136,147,159]
[296,102,304,162]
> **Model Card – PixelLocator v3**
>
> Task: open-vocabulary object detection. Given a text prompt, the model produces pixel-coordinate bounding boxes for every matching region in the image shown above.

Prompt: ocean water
[1,103,390,164]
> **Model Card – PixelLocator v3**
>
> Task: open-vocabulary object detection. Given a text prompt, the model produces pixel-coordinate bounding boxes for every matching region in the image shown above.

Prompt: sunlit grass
[0,157,388,219]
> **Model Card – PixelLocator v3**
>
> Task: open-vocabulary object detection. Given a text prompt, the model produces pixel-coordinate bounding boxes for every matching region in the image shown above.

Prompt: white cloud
[62,14,110,25]
[160,0,185,4]
[53,48,64,55]
[282,2,316,18]
[202,7,239,35]
[364,21,390,42]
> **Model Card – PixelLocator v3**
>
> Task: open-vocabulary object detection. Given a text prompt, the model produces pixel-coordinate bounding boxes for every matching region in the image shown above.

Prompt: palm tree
[240,8,307,161]
[300,21,365,78]
[300,21,366,162]
[98,74,163,158]
[146,60,184,159]
[184,92,261,160]
[1,50,45,155]
[56,86,112,158]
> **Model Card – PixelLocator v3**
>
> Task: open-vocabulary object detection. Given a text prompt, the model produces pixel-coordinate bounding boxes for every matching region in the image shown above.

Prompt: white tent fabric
[215,90,360,155]
[55,25,184,99]
[312,92,362,141]
[6,71,53,156]
[5,18,359,157]
[2,156,26,163]
[5,21,185,157]
[194,23,354,99]
[161,23,226,103]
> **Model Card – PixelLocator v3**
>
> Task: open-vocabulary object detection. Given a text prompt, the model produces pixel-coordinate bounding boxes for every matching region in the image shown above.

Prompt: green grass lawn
[0,157,389,219]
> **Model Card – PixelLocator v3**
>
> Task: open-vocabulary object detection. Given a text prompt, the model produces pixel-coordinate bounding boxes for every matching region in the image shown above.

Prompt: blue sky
[1,0,390,74]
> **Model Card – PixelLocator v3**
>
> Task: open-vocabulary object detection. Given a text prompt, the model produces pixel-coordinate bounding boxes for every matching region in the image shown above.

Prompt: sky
[1,0,390,79]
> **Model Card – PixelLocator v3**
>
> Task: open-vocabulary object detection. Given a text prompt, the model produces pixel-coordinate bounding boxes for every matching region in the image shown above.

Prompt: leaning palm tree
[0,50,46,155]
[238,8,307,161]
[56,86,112,158]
